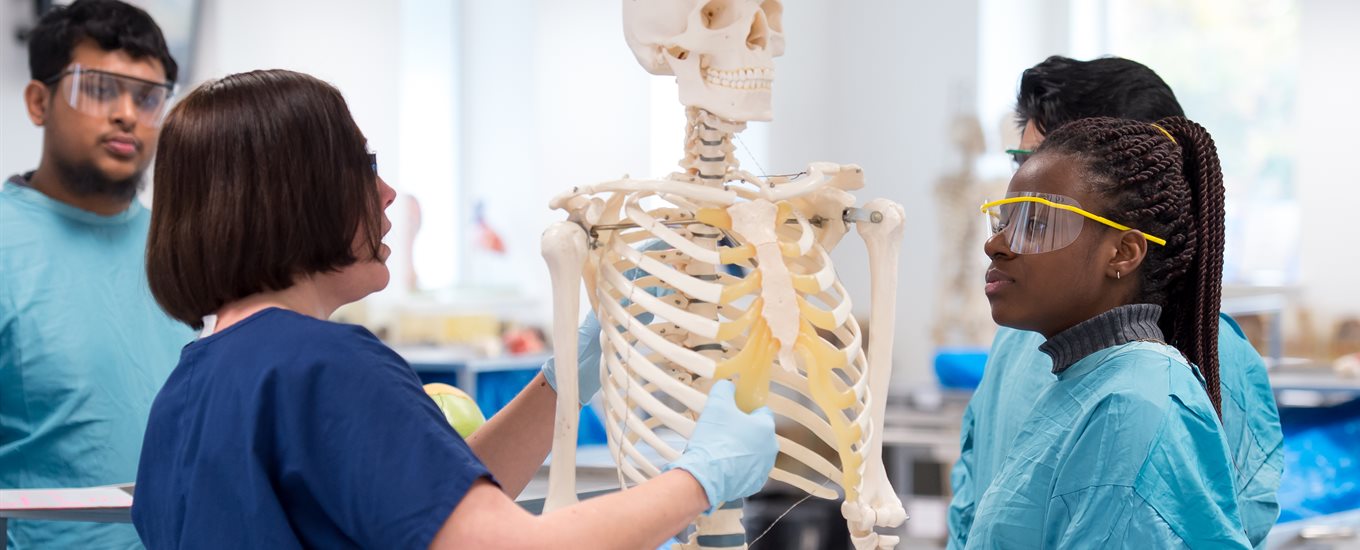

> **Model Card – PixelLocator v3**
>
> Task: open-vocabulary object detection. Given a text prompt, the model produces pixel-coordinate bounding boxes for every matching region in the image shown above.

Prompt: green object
[425,384,486,438]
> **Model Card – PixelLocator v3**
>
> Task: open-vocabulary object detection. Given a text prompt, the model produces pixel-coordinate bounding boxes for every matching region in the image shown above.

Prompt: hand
[541,239,673,406]
[664,380,778,511]
[541,310,604,407]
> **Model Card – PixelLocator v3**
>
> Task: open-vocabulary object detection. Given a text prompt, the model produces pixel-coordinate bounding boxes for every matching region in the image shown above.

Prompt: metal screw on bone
[842,207,883,224]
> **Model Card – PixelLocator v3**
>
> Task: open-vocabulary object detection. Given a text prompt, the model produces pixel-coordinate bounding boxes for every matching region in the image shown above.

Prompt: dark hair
[1016,56,1183,134]
[28,0,178,83]
[1039,116,1226,415]
[147,70,381,329]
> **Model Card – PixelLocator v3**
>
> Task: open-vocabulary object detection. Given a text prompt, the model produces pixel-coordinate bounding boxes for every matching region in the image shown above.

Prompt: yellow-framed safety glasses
[980,192,1167,254]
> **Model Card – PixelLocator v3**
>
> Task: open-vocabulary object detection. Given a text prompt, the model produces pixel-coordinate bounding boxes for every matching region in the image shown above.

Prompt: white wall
[457,0,652,320]
[976,0,1072,151]
[1297,0,1360,327]
[1,0,40,180]
[767,2,981,390]
[191,0,401,172]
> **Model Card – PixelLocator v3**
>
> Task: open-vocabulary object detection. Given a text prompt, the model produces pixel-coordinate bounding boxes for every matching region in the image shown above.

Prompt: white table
[1,449,632,547]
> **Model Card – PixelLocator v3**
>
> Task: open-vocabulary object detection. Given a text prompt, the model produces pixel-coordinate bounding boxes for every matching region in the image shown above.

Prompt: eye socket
[699,0,739,29]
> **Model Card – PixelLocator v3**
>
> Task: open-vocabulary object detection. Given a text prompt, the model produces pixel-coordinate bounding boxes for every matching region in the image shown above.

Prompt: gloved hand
[541,310,605,407]
[663,380,778,512]
[541,240,673,406]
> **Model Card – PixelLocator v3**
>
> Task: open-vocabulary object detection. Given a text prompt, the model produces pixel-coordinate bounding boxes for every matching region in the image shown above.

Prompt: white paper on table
[0,484,134,510]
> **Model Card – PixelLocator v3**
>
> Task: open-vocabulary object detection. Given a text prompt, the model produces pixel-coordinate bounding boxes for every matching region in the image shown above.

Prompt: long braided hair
[1038,116,1227,416]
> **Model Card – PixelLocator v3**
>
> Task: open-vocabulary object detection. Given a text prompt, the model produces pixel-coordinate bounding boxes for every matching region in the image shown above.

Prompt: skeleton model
[932,114,999,347]
[540,2,906,548]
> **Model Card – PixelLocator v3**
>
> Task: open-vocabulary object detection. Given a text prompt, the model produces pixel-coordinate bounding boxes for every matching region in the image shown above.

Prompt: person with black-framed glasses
[0,2,193,548]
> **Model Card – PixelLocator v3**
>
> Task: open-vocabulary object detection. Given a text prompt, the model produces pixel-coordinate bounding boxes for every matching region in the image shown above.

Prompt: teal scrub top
[0,178,194,549]
[962,341,1251,548]
[949,317,1282,548]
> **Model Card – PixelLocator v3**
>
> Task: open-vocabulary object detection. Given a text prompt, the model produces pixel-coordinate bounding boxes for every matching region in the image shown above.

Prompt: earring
[1116,271,1122,280]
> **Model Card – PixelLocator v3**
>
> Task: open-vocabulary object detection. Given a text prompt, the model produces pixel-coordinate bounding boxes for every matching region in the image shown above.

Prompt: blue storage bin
[1277,397,1360,522]
[934,347,989,390]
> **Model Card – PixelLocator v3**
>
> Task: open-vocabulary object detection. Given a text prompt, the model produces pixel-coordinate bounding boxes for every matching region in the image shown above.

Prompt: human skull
[623,0,785,122]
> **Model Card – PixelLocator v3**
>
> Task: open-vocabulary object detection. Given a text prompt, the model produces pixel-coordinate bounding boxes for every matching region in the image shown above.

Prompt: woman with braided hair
[964,116,1251,548]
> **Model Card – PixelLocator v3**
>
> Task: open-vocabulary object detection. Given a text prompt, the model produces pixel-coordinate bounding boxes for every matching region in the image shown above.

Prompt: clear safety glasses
[44,64,175,128]
[980,192,1167,254]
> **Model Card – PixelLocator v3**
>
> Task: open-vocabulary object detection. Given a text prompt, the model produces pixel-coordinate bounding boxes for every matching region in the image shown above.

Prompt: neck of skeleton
[681,107,746,185]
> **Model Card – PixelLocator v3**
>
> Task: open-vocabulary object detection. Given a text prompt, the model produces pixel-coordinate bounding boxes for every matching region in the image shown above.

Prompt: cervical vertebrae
[542,3,906,547]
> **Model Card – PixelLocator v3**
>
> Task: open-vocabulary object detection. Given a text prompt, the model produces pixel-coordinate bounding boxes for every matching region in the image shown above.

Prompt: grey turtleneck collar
[1040,304,1165,374]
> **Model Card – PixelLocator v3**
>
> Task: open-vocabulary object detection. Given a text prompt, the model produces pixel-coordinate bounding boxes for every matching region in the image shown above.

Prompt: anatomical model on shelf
[932,113,1003,348]
[539,1,907,548]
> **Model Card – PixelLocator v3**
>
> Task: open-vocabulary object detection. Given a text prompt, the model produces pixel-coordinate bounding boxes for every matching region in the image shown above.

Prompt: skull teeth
[703,67,774,90]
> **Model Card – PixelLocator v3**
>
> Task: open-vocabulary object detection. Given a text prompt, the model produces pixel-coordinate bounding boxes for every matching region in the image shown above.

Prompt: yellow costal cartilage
[703,200,864,496]
[713,317,777,413]
[792,273,823,294]
[715,297,764,341]
[734,335,778,414]
[797,295,839,331]
[697,207,757,264]
[714,317,769,380]
[796,321,864,501]
[697,207,731,229]
[719,244,756,264]
[720,269,762,304]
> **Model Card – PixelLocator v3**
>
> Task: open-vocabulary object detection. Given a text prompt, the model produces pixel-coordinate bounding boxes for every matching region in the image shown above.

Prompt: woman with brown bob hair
[132,69,778,549]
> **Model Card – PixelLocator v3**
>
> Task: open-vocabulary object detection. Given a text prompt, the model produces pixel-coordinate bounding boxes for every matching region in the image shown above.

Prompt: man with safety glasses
[947,56,1284,549]
[0,1,193,548]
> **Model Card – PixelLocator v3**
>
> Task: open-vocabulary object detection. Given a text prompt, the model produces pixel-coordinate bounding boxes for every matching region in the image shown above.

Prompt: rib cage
[586,189,876,502]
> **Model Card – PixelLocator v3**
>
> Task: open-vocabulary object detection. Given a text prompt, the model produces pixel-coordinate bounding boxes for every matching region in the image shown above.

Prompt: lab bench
[0,455,630,547]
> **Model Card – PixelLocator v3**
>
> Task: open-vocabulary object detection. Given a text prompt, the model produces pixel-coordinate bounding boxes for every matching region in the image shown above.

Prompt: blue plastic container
[933,346,989,390]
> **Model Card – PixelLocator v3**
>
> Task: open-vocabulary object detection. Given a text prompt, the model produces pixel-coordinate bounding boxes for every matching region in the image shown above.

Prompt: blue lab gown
[961,341,1251,548]
[0,178,194,549]
[949,315,1282,548]
[133,308,494,549]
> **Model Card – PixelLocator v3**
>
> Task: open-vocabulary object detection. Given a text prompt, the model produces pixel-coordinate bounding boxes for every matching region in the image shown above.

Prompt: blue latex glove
[542,240,674,406]
[663,380,778,512]
[541,310,606,407]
